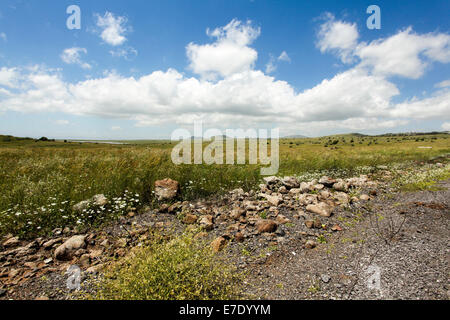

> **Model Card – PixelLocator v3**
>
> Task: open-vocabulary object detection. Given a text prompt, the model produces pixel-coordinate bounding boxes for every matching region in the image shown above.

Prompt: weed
[91,232,244,300]
[317,234,327,244]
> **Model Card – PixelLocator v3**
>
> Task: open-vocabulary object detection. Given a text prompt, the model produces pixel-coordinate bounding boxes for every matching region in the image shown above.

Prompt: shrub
[92,232,244,300]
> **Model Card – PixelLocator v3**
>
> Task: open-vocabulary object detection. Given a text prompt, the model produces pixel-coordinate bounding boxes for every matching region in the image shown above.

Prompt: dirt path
[247,180,450,300]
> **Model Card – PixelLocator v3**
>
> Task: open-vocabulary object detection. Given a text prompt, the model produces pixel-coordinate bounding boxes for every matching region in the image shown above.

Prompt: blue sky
[0,0,449,139]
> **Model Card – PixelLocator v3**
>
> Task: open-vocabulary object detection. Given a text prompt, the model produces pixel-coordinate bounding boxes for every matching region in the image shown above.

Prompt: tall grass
[0,146,260,238]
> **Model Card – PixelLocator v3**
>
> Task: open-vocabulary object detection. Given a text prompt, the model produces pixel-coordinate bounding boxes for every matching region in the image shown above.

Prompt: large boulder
[92,194,108,206]
[333,192,350,205]
[332,180,347,192]
[72,200,90,213]
[257,220,278,233]
[211,236,227,252]
[2,236,20,248]
[297,194,318,205]
[73,194,108,213]
[281,176,300,189]
[305,240,317,249]
[230,188,244,194]
[289,188,301,195]
[310,183,325,192]
[306,202,334,217]
[299,182,311,193]
[318,176,336,187]
[183,214,198,224]
[318,190,331,200]
[154,178,179,201]
[263,176,280,185]
[230,207,246,220]
[360,194,370,201]
[346,175,368,188]
[276,214,290,224]
[263,194,282,206]
[54,235,86,261]
[199,215,214,231]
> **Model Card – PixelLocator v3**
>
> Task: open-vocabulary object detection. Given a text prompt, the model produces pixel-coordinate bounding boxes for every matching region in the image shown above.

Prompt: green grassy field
[0,133,449,239]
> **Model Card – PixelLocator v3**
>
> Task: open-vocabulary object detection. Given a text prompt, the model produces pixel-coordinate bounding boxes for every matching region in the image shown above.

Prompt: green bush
[92,233,244,300]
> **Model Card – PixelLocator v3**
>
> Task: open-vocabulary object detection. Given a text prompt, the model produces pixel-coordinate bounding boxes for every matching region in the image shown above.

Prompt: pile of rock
[164,174,377,253]
[0,224,150,293]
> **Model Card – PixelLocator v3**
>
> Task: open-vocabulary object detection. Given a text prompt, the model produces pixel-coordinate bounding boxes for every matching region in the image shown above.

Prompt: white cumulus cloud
[265,55,276,74]
[266,51,290,74]
[356,27,450,79]
[60,48,91,69]
[186,19,260,80]
[435,79,450,88]
[318,14,450,79]
[278,51,291,62]
[0,67,19,88]
[1,19,449,135]
[95,12,129,46]
[110,46,138,60]
[2,63,445,132]
[389,88,450,120]
[317,13,359,63]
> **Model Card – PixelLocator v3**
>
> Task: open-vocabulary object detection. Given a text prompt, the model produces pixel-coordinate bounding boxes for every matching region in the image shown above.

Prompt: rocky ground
[0,163,448,300]
[247,178,449,300]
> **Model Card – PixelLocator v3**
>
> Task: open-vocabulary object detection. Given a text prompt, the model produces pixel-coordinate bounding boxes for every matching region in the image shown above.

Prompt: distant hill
[0,135,34,142]
[283,135,309,138]
[348,133,367,136]
[1,131,448,144]
[375,131,449,137]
